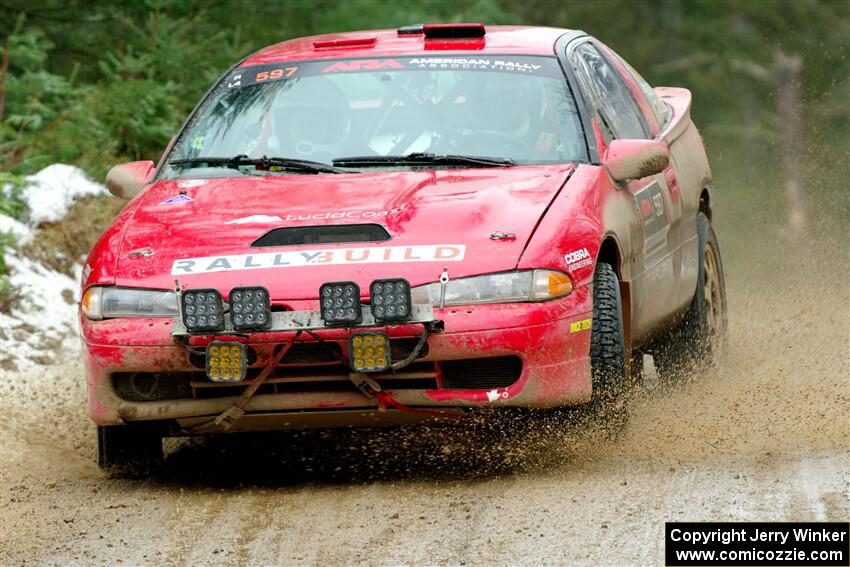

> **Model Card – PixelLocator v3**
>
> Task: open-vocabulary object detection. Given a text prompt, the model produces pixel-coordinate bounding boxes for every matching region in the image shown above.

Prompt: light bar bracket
[171,304,435,338]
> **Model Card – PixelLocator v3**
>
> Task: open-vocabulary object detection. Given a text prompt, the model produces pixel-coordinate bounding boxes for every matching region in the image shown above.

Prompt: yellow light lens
[548,272,573,296]
[206,342,245,382]
[350,332,391,371]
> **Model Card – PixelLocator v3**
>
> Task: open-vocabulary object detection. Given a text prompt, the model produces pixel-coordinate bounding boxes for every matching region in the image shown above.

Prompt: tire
[97,425,163,473]
[654,212,728,380]
[588,262,629,421]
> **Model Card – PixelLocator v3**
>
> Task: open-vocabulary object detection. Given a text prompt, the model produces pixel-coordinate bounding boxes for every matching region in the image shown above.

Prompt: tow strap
[348,372,465,421]
[187,327,463,433]
[188,331,302,433]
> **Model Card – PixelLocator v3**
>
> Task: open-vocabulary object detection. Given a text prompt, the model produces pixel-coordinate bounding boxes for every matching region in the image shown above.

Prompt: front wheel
[588,262,629,422]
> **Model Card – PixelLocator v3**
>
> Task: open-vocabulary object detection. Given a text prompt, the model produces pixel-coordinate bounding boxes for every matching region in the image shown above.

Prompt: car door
[568,40,681,339]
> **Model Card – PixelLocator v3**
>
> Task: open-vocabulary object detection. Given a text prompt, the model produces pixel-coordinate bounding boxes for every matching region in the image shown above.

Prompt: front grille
[112,362,438,403]
[440,356,523,389]
[391,338,429,360]
[113,354,521,402]
[278,342,343,364]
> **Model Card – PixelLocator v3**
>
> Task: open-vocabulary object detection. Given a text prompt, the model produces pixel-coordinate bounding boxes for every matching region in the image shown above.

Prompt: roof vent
[313,37,377,49]
[397,24,424,36]
[251,224,391,248]
[423,23,486,39]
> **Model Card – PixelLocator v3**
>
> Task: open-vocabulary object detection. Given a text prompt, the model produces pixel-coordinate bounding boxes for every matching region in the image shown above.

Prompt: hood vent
[251,224,391,248]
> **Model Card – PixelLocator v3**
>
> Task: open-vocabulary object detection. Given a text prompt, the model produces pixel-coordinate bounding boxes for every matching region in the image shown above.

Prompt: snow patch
[21,164,107,225]
[0,250,80,370]
[0,214,33,245]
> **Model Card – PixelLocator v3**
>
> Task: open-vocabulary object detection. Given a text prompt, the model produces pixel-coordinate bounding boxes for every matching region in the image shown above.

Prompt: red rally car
[83,24,727,468]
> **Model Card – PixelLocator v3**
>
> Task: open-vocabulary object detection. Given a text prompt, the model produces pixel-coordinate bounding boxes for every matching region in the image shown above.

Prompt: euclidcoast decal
[225,205,407,225]
[171,244,465,275]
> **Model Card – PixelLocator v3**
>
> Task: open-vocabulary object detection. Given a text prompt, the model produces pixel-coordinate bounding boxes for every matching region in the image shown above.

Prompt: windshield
[163,55,586,178]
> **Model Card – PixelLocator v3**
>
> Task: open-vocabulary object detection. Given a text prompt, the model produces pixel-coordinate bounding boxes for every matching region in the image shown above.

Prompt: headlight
[410,270,572,307]
[82,286,178,320]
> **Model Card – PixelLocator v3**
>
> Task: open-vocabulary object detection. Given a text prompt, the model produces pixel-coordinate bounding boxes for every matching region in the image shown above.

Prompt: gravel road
[1,207,848,566]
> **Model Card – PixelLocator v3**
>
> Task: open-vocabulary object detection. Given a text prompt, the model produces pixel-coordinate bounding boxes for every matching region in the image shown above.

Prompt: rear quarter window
[604,46,672,132]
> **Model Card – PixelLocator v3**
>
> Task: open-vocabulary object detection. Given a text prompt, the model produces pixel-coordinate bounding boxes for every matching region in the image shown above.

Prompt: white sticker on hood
[177,179,207,188]
[171,244,465,275]
[225,215,284,225]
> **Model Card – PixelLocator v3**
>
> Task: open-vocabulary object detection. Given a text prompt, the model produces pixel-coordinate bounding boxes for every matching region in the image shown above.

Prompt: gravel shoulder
[1,216,848,566]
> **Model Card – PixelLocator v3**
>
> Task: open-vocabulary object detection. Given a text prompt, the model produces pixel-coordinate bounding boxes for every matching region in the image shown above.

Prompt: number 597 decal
[227,65,299,88]
[256,67,298,82]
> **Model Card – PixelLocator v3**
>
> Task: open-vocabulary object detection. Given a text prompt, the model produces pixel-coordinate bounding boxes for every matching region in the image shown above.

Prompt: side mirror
[604,140,669,182]
[105,161,155,199]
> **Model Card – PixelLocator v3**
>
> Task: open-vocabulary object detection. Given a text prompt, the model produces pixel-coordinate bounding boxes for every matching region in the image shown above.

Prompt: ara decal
[569,318,592,333]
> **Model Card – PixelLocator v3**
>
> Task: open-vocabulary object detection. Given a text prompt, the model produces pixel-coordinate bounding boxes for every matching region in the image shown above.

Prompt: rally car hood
[116,165,573,299]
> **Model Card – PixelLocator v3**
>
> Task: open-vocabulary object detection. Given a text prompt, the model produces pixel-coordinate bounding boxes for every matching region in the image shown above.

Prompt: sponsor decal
[322,59,405,73]
[159,194,194,205]
[177,179,207,188]
[171,244,465,275]
[409,58,543,73]
[564,247,592,270]
[225,205,406,225]
[486,388,510,402]
[634,180,669,254]
[569,318,592,333]
[225,215,284,225]
[226,56,562,90]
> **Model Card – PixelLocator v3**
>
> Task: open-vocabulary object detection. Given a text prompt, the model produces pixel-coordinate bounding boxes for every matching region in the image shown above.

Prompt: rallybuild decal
[171,244,465,275]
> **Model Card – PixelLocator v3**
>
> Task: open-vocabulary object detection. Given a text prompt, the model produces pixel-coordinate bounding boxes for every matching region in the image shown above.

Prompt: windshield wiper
[169,155,349,174]
[332,152,516,168]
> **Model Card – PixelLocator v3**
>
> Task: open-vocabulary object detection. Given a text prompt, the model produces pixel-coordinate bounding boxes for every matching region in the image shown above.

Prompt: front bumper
[82,286,593,428]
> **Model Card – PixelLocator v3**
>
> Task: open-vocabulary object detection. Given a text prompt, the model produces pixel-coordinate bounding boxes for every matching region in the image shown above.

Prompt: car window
[604,47,672,131]
[571,43,649,141]
[163,56,587,177]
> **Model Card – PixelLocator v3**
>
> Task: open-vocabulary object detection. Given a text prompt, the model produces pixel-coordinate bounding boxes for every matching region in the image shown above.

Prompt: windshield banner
[227,55,563,89]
